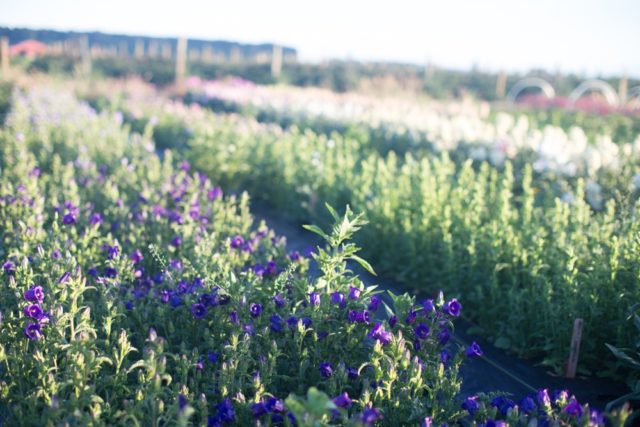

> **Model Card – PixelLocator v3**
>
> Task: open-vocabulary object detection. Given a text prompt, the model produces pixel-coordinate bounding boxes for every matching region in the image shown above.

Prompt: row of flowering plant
[0,87,633,426]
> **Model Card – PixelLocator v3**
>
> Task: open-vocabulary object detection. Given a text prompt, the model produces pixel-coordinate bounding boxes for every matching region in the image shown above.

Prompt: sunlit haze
[1,0,638,77]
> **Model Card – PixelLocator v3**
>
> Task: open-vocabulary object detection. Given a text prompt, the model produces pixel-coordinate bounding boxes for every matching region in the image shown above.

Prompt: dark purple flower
[251,402,267,418]
[301,317,312,328]
[368,295,382,311]
[62,213,76,225]
[536,389,551,407]
[230,235,244,249]
[24,323,42,340]
[491,396,516,416]
[171,235,182,247]
[270,314,283,332]
[333,392,352,408]
[405,309,417,324]
[169,259,183,270]
[89,213,103,226]
[465,341,483,358]
[104,267,118,278]
[243,323,254,335]
[482,420,508,427]
[368,322,393,345]
[229,311,238,324]
[131,249,144,264]
[107,245,119,260]
[519,396,536,414]
[288,251,301,261]
[319,362,333,378]
[265,397,284,413]
[437,328,451,345]
[563,399,582,418]
[422,417,433,427]
[200,293,217,306]
[330,292,346,307]
[191,303,208,319]
[272,293,286,307]
[422,299,435,314]
[265,261,277,276]
[196,356,204,371]
[178,394,188,411]
[462,396,480,416]
[388,315,397,327]
[24,285,44,303]
[443,298,461,317]
[347,367,359,380]
[309,292,321,306]
[250,303,262,318]
[207,351,220,363]
[360,407,383,425]
[214,397,235,422]
[125,300,134,310]
[589,409,605,426]
[440,349,452,364]
[169,294,183,308]
[414,323,430,340]
[160,290,171,304]
[2,261,14,275]
[207,187,223,201]
[348,286,361,300]
[24,304,43,319]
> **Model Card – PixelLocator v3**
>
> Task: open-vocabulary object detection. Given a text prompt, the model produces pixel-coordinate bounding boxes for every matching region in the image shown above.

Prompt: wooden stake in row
[1,37,9,77]
[565,318,583,378]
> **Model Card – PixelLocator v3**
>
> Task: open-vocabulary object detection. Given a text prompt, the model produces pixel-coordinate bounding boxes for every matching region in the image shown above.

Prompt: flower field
[0,82,637,425]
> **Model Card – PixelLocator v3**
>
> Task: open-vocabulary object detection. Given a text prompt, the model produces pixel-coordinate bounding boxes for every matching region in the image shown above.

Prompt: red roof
[9,40,48,57]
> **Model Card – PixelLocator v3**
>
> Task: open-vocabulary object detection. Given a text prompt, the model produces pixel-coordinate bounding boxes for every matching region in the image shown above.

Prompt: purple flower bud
[331,292,346,307]
[461,396,480,416]
[229,311,239,324]
[265,397,284,413]
[405,309,417,324]
[388,315,397,327]
[368,295,381,311]
[519,396,536,414]
[171,235,182,247]
[309,292,320,306]
[536,389,551,407]
[563,399,583,418]
[207,187,223,201]
[58,271,71,284]
[251,402,267,418]
[347,367,359,380]
[437,328,451,345]
[440,349,452,364]
[62,213,76,225]
[130,249,144,264]
[422,299,435,314]
[2,261,14,275]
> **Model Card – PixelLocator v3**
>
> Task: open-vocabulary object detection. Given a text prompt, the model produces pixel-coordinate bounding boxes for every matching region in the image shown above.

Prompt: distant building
[9,40,47,58]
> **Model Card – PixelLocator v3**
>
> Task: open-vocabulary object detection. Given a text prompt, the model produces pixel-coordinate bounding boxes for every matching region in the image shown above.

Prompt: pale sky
[1,0,639,77]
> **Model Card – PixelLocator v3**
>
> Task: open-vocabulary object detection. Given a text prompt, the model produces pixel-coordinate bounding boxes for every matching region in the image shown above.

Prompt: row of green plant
[4,86,630,425]
[112,101,640,382]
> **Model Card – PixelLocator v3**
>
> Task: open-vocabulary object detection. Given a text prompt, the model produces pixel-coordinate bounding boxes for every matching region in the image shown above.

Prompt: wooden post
[79,35,91,77]
[0,37,9,77]
[119,41,128,58]
[230,47,241,64]
[619,75,628,104]
[565,318,583,378]
[161,42,172,60]
[175,37,187,95]
[202,45,213,63]
[496,71,507,99]
[271,44,282,78]
[134,39,144,58]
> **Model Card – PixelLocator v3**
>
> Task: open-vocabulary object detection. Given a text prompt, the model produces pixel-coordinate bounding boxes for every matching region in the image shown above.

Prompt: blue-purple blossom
[319,362,333,378]
[251,402,267,418]
[24,323,42,341]
[519,396,536,414]
[440,349,452,364]
[250,303,262,318]
[191,303,208,319]
[270,314,283,332]
[208,351,220,363]
[330,292,346,307]
[58,271,71,284]
[272,293,286,307]
[491,396,515,416]
[465,341,483,358]
[563,399,582,418]
[443,298,462,317]
[89,213,103,226]
[461,396,480,416]
[309,292,321,306]
[389,315,397,327]
[62,213,76,225]
[360,407,383,425]
[368,323,393,345]
[2,261,14,275]
[333,392,352,408]
[24,304,43,319]
[24,285,44,303]
[348,286,361,300]
[437,329,451,345]
[414,323,430,340]
[130,249,144,264]
[207,187,223,201]
[230,235,244,249]
[347,367,359,380]
[422,299,435,314]
[265,397,284,413]
[368,295,381,311]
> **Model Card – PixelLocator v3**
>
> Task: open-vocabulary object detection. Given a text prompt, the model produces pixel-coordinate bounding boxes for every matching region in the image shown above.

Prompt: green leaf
[325,203,340,222]
[350,254,377,276]
[302,224,329,241]
[494,336,511,350]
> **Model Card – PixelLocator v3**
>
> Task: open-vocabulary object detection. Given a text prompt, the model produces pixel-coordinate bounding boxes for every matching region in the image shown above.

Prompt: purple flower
[405,309,417,324]
[208,351,220,363]
[230,235,245,249]
[104,267,118,278]
[265,397,284,413]
[443,298,462,317]
[536,388,551,407]
[330,292,346,307]
[563,399,582,418]
[89,213,103,226]
[24,304,43,319]
[178,394,188,411]
[347,367,359,380]
[62,213,76,225]
[348,310,370,324]
[333,392,352,408]
[288,251,301,261]
[270,314,283,332]
[130,249,144,264]
[250,303,262,318]
[309,292,321,306]
[196,357,204,371]
[491,396,515,416]
[461,396,480,416]
[368,295,381,311]
[301,317,312,328]
[348,286,361,300]
[388,315,397,327]
[251,402,267,418]
[589,409,605,426]
[171,235,182,247]
[213,397,235,423]
[2,261,14,275]
[24,285,44,303]
[169,259,183,270]
[422,299,435,314]
[191,303,208,319]
[272,293,286,307]
[482,420,508,427]
[125,300,134,310]
[24,323,42,340]
[207,187,223,201]
[360,407,383,425]
[519,396,536,414]
[319,362,333,378]
[414,323,430,340]
[422,417,433,427]
[437,329,451,345]
[465,341,483,358]
[169,295,183,308]
[265,261,277,276]
[368,323,393,345]
[286,316,298,328]
[229,311,238,324]
[252,264,266,276]
[440,349,452,364]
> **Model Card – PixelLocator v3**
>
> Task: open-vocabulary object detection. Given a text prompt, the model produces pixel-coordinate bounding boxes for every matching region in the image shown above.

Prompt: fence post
[619,75,628,104]
[565,318,583,378]
[271,44,282,78]
[496,71,507,99]
[0,37,9,77]
[175,37,187,95]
